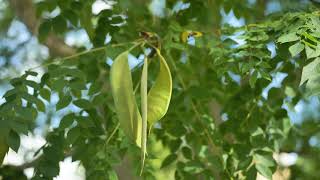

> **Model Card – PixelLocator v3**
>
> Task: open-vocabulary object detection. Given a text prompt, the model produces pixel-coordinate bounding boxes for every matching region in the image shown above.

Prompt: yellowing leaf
[140,57,148,175]
[192,31,203,37]
[147,49,172,128]
[181,31,203,43]
[181,31,190,43]
[110,51,142,147]
[0,136,8,165]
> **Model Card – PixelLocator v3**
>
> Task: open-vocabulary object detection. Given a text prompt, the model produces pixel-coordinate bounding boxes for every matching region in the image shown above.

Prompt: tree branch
[9,0,76,57]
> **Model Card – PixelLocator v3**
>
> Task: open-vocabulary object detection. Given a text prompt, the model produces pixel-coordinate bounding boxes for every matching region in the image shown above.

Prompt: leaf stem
[106,123,120,145]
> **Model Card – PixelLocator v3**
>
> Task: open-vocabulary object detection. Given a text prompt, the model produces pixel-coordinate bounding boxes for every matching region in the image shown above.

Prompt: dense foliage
[1,0,320,179]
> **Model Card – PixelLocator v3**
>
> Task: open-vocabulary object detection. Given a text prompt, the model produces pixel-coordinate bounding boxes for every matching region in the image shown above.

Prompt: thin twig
[29,40,144,71]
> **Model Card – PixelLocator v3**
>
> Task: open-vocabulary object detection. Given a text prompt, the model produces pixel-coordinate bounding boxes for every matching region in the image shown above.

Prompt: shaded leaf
[67,127,80,144]
[56,94,72,110]
[73,99,92,109]
[77,116,95,128]
[110,51,142,147]
[59,113,75,130]
[7,130,20,153]
[38,20,52,42]
[40,88,51,102]
[0,136,8,165]
[161,153,177,168]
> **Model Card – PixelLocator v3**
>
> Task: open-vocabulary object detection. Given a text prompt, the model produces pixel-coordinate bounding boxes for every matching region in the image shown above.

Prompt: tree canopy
[1,0,320,179]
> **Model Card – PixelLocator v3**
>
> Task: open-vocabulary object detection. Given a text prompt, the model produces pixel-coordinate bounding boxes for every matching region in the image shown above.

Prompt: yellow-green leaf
[181,31,203,43]
[0,136,8,165]
[147,49,172,128]
[110,51,142,147]
[140,57,148,175]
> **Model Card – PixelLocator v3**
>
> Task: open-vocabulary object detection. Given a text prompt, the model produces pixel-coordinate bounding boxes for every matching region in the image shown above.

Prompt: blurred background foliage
[0,0,320,179]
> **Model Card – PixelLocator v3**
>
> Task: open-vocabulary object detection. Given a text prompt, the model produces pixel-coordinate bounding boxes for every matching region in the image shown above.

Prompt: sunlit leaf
[300,57,320,96]
[140,56,148,174]
[147,49,172,128]
[277,33,299,43]
[289,42,304,57]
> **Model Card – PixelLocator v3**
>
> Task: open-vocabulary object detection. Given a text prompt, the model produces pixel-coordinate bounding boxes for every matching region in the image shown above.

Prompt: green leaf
[16,107,38,121]
[183,161,204,174]
[21,92,36,103]
[24,80,40,90]
[300,57,320,96]
[56,94,72,111]
[38,20,52,42]
[52,15,67,34]
[80,4,94,40]
[147,49,172,127]
[21,93,45,112]
[69,81,87,90]
[3,88,18,98]
[110,16,123,24]
[10,120,28,135]
[51,78,68,92]
[0,135,8,165]
[38,164,60,178]
[246,166,257,179]
[259,70,271,81]
[277,33,299,43]
[305,45,320,59]
[161,153,177,169]
[88,82,102,96]
[282,118,291,135]
[254,154,275,167]
[40,88,51,102]
[10,77,24,86]
[249,70,258,88]
[289,42,304,57]
[77,116,95,128]
[50,68,85,80]
[25,71,38,77]
[254,153,275,179]
[40,73,50,86]
[59,113,75,130]
[108,170,119,180]
[63,10,78,26]
[7,130,20,153]
[36,99,46,112]
[73,99,92,109]
[255,164,272,179]
[67,127,80,145]
[110,51,142,147]
[182,146,193,159]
